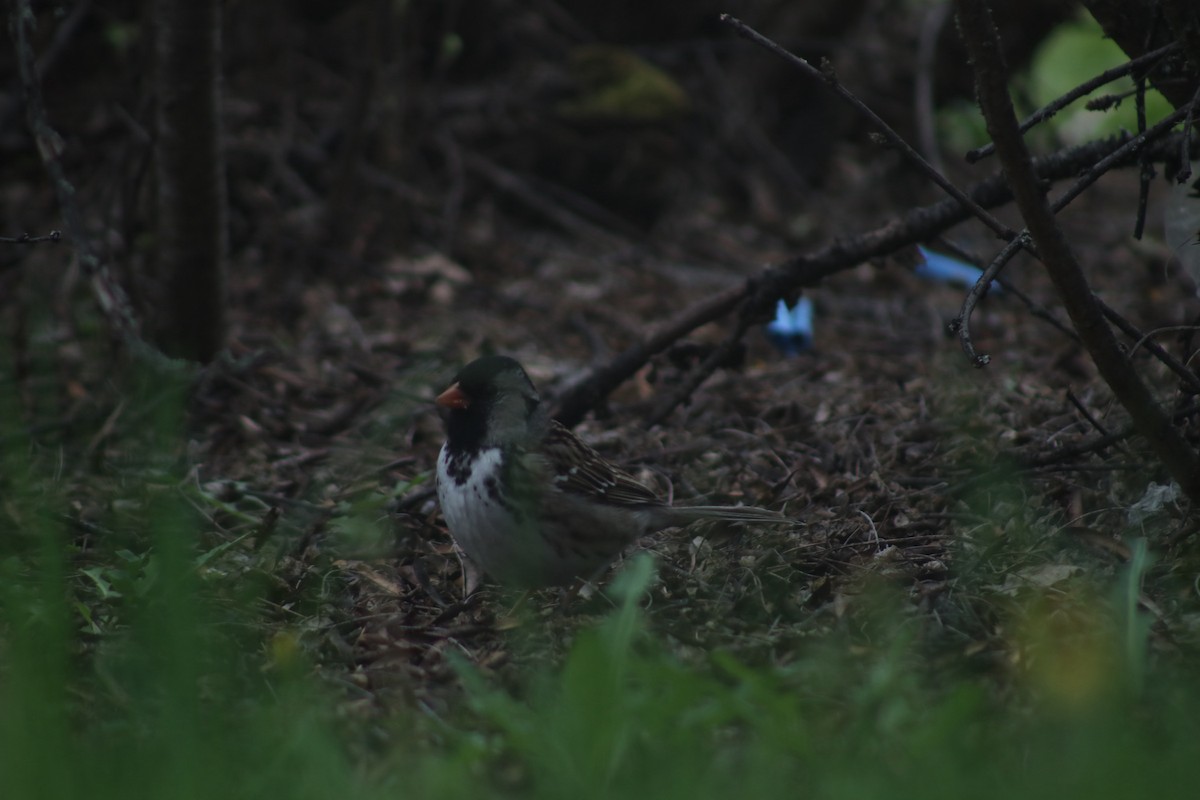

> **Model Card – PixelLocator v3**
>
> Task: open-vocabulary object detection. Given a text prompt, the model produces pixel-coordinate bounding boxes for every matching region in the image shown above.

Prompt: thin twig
[966,41,1180,162]
[1126,324,1200,366]
[0,230,61,244]
[1133,74,1152,240]
[1084,90,1137,112]
[719,13,1016,241]
[648,326,748,429]
[959,83,1195,373]
[932,236,1080,342]
[555,284,746,426]
[644,317,753,426]
[952,233,1028,366]
[1096,302,1200,393]
[723,12,1196,374]
[1053,104,1192,209]
[1066,388,1111,437]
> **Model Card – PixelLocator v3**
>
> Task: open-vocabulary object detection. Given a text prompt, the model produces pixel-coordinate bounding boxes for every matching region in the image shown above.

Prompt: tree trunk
[154,0,226,363]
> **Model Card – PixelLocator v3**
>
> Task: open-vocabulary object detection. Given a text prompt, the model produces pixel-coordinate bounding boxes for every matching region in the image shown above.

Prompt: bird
[435,355,789,588]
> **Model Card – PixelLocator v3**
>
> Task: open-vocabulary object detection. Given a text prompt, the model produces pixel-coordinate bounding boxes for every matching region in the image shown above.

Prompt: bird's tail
[661,504,790,527]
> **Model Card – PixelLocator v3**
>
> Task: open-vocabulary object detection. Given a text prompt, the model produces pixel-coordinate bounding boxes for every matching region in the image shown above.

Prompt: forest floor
[183,151,1200,717]
[6,10,1200,793]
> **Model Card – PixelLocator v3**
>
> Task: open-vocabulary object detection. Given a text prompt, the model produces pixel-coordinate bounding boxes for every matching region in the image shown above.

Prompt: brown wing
[539,421,663,507]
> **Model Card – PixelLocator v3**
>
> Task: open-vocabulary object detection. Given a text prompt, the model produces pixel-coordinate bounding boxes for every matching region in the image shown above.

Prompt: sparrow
[435,355,788,588]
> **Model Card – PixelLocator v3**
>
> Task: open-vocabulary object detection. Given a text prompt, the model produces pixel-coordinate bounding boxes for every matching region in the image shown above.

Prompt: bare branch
[1053,105,1192,209]
[1133,73,1152,240]
[644,317,753,426]
[1096,302,1200,394]
[0,230,61,244]
[953,234,1028,366]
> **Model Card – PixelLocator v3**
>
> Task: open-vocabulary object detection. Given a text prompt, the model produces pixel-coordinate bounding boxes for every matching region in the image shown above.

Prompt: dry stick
[555,284,746,426]
[1133,75,1153,240]
[933,235,1081,342]
[1126,324,1200,364]
[720,14,1015,242]
[966,41,1180,162]
[1130,0,1159,237]
[1096,300,1200,394]
[1,230,61,244]
[953,234,1028,365]
[1085,90,1139,112]
[955,0,1200,501]
[553,132,1188,427]
[1066,388,1111,437]
[728,14,1169,391]
[1057,104,1191,207]
[9,2,175,371]
[956,104,1194,363]
[645,315,753,425]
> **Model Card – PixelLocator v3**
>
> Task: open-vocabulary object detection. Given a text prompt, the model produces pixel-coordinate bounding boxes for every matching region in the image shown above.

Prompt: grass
[3,372,1200,800]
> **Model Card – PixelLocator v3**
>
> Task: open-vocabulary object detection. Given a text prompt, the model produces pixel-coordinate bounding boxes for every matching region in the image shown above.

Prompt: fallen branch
[553,131,1193,426]
[644,314,752,425]
[0,230,61,244]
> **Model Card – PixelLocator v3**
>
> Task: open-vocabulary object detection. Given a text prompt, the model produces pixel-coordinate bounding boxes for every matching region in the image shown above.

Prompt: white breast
[436,445,536,584]
[435,444,627,586]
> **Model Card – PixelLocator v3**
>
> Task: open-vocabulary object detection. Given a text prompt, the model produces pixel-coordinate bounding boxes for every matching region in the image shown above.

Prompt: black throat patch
[442,445,478,487]
[442,446,528,525]
[444,402,489,456]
